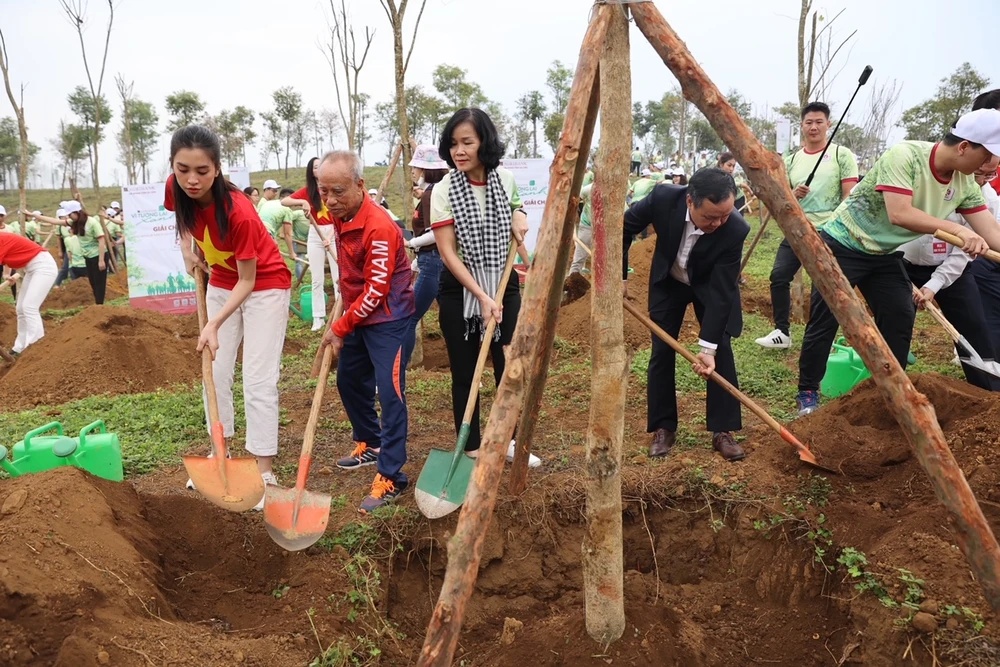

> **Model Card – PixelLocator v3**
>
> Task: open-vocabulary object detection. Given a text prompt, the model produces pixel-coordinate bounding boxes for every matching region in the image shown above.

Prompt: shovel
[415,239,520,519]
[264,344,334,551]
[182,268,266,512]
[913,284,1000,379]
[573,236,833,473]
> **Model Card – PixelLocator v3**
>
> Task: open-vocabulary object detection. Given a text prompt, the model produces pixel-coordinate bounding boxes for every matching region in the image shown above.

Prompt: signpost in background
[501,158,551,255]
[228,166,251,191]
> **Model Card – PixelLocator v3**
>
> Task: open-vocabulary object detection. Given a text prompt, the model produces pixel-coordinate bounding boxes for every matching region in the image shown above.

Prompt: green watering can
[289,285,328,322]
[820,337,918,398]
[0,421,123,482]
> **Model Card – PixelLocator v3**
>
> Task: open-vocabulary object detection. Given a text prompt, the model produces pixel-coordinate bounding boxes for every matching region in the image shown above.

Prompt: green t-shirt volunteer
[77,218,105,258]
[629,177,657,203]
[579,183,629,228]
[784,143,859,225]
[822,141,987,255]
[257,199,293,239]
[290,209,310,243]
[64,235,87,268]
[631,150,643,163]
[24,220,38,240]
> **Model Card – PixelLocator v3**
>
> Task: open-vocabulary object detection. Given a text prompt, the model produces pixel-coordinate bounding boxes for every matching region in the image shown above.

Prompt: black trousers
[631,161,641,176]
[438,268,521,452]
[907,262,999,391]
[84,255,108,305]
[769,238,801,335]
[971,257,1000,359]
[647,279,742,433]
[56,237,70,286]
[799,233,914,392]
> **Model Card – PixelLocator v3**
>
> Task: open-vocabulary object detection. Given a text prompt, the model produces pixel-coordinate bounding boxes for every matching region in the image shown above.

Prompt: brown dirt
[43,270,129,311]
[0,301,16,344]
[0,306,200,409]
[563,271,591,305]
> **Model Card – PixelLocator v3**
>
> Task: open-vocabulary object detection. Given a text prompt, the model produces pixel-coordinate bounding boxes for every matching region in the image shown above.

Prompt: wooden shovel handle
[911,284,962,343]
[460,239,520,426]
[300,345,334,473]
[194,268,223,431]
[935,229,1000,263]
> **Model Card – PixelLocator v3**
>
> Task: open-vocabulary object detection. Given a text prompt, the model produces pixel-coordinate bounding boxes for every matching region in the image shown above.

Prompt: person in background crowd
[429,107,541,468]
[110,200,122,218]
[649,162,667,182]
[629,168,657,206]
[900,160,1000,391]
[403,145,449,364]
[280,187,311,281]
[0,232,58,356]
[99,208,125,268]
[258,179,297,262]
[23,211,39,242]
[62,201,107,303]
[623,168,750,462]
[167,125,292,510]
[631,146,643,176]
[570,173,630,275]
[243,186,261,209]
[717,152,753,211]
[795,109,1000,416]
[63,222,88,281]
[756,102,859,350]
[968,89,1000,358]
[0,205,16,299]
[316,150,416,513]
[52,208,72,286]
[282,157,340,331]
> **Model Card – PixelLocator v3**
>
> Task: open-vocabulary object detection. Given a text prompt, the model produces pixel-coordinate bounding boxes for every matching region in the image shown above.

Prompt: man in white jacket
[900,161,1000,390]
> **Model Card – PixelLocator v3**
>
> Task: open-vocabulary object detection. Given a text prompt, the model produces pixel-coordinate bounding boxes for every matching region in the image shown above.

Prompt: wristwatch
[699,347,717,357]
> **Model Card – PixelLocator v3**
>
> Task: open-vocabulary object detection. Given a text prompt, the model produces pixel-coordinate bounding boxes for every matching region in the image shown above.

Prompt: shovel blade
[263,485,332,551]
[182,454,265,513]
[415,447,476,519]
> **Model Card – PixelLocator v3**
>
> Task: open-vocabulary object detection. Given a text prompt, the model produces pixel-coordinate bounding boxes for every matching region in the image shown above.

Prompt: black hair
[70,210,88,237]
[243,186,258,198]
[305,156,322,212]
[170,125,241,241]
[801,102,831,120]
[279,187,294,198]
[973,89,1000,111]
[717,151,735,165]
[422,168,447,185]
[943,133,984,150]
[438,108,506,172]
[687,167,737,207]
[676,174,688,186]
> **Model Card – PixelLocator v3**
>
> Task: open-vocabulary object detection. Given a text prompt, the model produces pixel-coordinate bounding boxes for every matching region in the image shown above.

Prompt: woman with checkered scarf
[428,108,541,468]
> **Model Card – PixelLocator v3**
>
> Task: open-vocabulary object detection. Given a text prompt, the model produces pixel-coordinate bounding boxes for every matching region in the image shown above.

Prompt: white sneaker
[506,440,541,468]
[755,329,791,349]
[185,450,231,490]
[252,472,279,512]
[952,353,961,366]
[312,318,325,332]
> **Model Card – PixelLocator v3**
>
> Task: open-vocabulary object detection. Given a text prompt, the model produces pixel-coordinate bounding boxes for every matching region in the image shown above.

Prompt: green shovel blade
[415,424,476,519]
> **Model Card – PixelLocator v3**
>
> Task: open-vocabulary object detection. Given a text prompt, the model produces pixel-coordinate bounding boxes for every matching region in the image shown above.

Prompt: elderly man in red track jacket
[319,150,415,514]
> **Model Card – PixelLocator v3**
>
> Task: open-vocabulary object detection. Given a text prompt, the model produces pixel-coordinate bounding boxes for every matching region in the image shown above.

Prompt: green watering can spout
[0,445,23,477]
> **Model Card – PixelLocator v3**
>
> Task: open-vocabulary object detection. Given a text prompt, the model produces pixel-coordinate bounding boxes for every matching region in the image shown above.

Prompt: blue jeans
[404,249,443,365]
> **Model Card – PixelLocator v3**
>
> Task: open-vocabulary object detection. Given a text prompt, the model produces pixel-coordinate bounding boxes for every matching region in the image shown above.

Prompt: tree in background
[115,75,138,184]
[0,117,38,193]
[67,85,112,192]
[260,111,283,172]
[322,0,374,152]
[0,27,29,220]
[433,64,488,112]
[319,108,341,151]
[272,86,303,178]
[516,91,546,158]
[797,3,856,109]
[52,120,88,194]
[379,0,429,227]
[900,63,988,141]
[165,90,206,132]
[209,109,243,168]
[355,93,371,163]
[60,0,116,200]
[291,110,312,168]
[543,60,573,153]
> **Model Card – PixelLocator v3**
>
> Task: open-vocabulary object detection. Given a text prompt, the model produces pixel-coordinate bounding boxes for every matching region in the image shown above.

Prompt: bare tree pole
[583,3,630,645]
[0,28,28,229]
[631,0,1000,612]
[379,0,428,229]
[115,74,136,184]
[60,0,115,201]
[320,0,374,152]
[416,9,610,665]
[857,78,903,166]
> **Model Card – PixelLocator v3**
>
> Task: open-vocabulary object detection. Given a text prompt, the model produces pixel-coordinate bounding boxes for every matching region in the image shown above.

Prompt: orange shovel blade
[263,485,332,552]
[182,454,265,513]
[778,427,838,474]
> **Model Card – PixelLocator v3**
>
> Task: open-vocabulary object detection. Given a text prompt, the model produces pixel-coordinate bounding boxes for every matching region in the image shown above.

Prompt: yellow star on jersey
[195,226,235,269]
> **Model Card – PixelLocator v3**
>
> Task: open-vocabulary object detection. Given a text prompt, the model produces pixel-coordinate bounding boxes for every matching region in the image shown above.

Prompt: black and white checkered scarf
[447,168,512,341]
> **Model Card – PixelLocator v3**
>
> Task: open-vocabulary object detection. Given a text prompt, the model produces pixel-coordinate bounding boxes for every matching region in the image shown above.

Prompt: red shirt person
[165,125,291,509]
[1,231,58,354]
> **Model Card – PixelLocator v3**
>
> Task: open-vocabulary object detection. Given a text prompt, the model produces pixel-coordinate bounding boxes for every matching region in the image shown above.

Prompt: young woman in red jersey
[166,125,292,509]
[0,231,58,355]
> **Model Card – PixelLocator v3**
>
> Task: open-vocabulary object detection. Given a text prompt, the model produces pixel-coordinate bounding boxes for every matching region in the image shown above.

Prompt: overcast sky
[5,0,999,187]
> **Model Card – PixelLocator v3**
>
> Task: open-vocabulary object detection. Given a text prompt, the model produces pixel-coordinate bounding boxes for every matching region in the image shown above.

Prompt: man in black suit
[623,167,750,461]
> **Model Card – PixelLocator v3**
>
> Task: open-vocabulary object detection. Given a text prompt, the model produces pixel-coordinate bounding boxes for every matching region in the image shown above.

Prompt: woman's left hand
[512,211,529,243]
[197,321,220,359]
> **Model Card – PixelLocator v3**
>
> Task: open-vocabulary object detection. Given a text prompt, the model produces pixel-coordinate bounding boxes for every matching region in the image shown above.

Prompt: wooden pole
[375,141,404,205]
[631,1,1000,610]
[582,3,629,645]
[740,213,771,272]
[416,8,610,665]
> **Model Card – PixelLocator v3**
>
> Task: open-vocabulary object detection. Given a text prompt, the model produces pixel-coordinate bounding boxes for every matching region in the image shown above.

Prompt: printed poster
[121,183,197,314]
[228,166,251,190]
[776,118,792,155]
[501,158,550,254]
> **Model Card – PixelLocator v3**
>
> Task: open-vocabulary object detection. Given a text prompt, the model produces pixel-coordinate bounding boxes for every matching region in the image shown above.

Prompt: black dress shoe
[650,429,676,457]
[712,432,746,462]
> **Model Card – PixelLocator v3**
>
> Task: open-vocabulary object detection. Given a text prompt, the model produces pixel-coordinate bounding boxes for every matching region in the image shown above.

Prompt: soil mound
[43,270,129,310]
[562,271,591,305]
[0,301,15,344]
[0,305,200,409]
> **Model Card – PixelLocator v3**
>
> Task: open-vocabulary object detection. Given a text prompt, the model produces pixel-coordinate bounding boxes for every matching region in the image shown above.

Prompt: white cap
[262,179,280,190]
[110,201,120,208]
[409,144,449,170]
[106,208,117,217]
[63,200,83,215]
[31,210,40,216]
[641,169,651,176]
[56,208,67,218]
[0,205,6,216]
[654,162,665,170]
[953,109,1000,156]
[368,188,379,196]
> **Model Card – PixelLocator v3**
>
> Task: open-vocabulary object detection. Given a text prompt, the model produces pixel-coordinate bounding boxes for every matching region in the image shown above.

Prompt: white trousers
[204,285,290,457]
[307,224,339,321]
[570,223,593,274]
[14,252,58,353]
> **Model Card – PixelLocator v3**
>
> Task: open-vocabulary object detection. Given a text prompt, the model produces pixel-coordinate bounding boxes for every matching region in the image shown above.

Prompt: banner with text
[501,158,550,254]
[122,183,197,315]
[228,166,251,190]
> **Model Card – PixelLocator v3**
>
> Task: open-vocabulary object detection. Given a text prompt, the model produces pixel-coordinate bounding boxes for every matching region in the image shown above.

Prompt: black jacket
[623,183,750,345]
